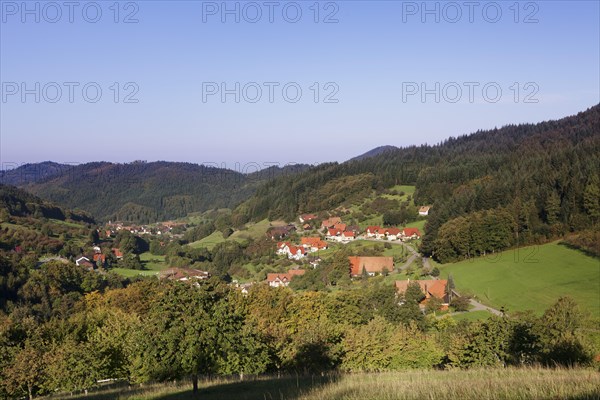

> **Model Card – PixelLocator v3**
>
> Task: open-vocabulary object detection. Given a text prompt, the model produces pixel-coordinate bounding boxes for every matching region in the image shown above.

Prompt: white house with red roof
[366,226,385,239]
[276,242,307,260]
[267,269,306,287]
[301,237,328,252]
[402,228,421,240]
[341,231,356,242]
[385,227,402,241]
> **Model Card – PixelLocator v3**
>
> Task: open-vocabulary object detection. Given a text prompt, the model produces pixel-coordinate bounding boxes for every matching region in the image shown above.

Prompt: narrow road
[468,298,503,316]
[450,289,503,316]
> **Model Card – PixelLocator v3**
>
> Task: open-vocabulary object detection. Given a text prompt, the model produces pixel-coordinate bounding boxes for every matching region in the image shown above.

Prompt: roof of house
[342,231,355,238]
[348,256,394,276]
[321,217,342,227]
[301,237,328,249]
[366,226,381,233]
[288,245,305,255]
[385,227,402,235]
[333,223,347,232]
[300,213,317,221]
[267,269,306,283]
[403,228,421,237]
[327,228,342,236]
[395,279,448,300]
[419,206,431,212]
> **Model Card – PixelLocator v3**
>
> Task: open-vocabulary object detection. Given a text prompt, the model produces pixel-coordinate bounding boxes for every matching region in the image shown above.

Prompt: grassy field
[440,242,600,315]
[112,252,168,278]
[189,219,285,250]
[188,230,227,250]
[53,368,600,400]
[404,219,426,232]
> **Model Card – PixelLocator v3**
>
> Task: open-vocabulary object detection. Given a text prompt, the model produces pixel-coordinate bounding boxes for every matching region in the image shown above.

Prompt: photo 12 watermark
[201,1,339,23]
[1,1,139,23]
[401,1,539,24]
[1,82,140,103]
[201,81,340,104]
[401,81,539,104]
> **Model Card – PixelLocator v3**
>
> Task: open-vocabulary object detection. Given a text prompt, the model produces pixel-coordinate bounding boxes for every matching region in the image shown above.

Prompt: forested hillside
[0,185,94,224]
[19,162,308,223]
[234,105,600,262]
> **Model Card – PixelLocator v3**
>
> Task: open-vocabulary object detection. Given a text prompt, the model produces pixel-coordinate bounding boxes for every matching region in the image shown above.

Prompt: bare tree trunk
[192,374,199,395]
[28,383,33,400]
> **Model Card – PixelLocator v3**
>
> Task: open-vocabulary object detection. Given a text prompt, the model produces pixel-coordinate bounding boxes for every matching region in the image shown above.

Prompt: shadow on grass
[557,241,600,260]
[154,375,337,400]
[54,374,337,400]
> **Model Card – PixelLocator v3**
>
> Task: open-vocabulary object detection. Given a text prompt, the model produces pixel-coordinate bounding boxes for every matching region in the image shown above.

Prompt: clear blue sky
[1,0,599,169]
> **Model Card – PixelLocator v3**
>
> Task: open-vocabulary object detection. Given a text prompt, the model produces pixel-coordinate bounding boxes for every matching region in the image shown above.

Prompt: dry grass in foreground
[53,367,600,400]
[296,368,600,400]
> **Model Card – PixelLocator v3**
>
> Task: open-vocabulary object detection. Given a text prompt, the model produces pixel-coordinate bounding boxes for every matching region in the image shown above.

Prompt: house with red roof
[276,242,307,260]
[301,237,328,252]
[333,222,347,232]
[299,214,318,223]
[341,231,356,241]
[326,228,342,241]
[395,279,449,309]
[384,227,402,241]
[93,253,106,266]
[366,226,385,239]
[266,269,306,287]
[401,228,421,240]
[348,256,394,277]
[321,217,342,229]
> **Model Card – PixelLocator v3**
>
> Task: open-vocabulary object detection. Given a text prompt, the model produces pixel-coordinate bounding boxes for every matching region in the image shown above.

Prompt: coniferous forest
[233,105,600,262]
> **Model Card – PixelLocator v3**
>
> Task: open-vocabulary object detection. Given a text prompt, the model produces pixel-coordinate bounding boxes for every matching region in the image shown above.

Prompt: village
[62,203,453,314]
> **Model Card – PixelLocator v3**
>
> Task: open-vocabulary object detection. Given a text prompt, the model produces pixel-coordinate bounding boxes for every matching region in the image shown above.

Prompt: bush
[431,267,440,277]
[450,296,471,312]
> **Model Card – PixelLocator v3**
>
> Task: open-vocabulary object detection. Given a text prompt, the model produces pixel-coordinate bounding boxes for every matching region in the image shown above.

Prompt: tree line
[0,257,596,399]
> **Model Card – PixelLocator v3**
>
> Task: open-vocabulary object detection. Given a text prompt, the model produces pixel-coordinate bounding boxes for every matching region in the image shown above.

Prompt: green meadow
[440,242,600,315]
[111,252,167,278]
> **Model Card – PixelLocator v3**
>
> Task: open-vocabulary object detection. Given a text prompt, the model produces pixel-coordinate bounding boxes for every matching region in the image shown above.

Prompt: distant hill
[0,184,94,224]
[19,161,310,224]
[0,161,70,186]
[233,104,600,261]
[348,145,399,162]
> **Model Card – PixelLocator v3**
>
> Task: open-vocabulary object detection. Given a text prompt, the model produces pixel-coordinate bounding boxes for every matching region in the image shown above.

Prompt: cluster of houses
[103,221,187,238]
[321,217,360,243]
[75,246,124,270]
[365,226,421,241]
[276,236,328,261]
